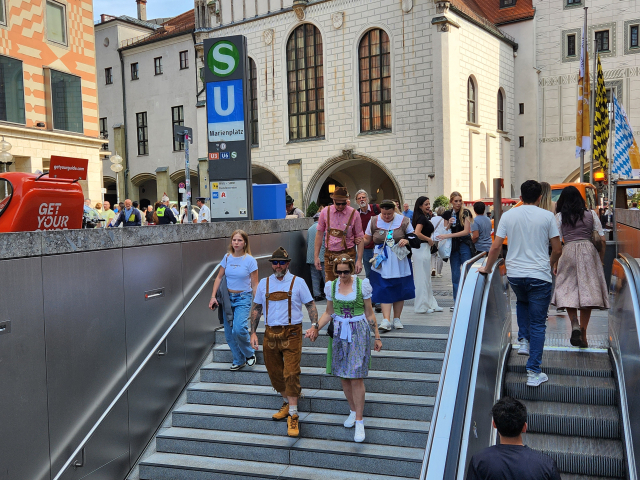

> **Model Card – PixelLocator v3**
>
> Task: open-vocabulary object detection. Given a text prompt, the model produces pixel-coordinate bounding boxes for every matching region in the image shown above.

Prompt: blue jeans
[309,262,325,297]
[508,277,553,374]
[450,243,473,300]
[223,291,255,366]
[363,248,374,279]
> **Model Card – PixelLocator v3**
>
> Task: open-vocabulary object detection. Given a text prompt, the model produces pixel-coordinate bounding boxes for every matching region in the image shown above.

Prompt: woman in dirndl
[552,186,609,348]
[305,255,382,443]
[363,199,416,332]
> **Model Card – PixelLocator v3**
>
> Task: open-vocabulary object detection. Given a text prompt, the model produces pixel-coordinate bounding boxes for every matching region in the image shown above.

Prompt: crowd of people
[84,194,211,227]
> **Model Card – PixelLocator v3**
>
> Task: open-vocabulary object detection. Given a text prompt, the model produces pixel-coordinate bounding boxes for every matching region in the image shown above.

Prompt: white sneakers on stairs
[344,411,356,428]
[379,318,404,331]
[344,411,365,442]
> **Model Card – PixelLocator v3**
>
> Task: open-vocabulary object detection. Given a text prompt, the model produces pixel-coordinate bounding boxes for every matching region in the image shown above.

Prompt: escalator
[421,252,640,480]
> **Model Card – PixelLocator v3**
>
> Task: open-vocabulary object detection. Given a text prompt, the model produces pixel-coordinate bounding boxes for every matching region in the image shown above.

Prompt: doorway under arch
[103,176,117,207]
[252,164,283,184]
[304,153,401,209]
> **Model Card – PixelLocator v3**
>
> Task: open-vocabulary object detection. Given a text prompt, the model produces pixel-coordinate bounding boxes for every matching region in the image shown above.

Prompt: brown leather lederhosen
[262,275,303,397]
[324,206,357,282]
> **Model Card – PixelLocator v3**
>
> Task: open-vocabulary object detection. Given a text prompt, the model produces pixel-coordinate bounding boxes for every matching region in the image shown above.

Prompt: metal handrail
[53,253,272,480]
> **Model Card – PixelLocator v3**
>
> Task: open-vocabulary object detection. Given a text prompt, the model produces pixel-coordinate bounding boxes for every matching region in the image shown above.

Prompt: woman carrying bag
[412,196,443,314]
[552,186,609,348]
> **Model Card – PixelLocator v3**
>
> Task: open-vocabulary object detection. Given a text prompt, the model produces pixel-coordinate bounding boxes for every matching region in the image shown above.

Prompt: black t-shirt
[414,214,434,243]
[466,445,561,480]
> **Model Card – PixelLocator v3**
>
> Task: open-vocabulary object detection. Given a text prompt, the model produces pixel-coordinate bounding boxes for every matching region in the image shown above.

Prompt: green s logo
[207,40,240,77]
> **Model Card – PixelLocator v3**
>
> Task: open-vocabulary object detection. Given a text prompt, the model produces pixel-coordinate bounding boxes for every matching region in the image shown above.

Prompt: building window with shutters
[467,77,477,124]
[497,90,504,131]
[179,51,188,69]
[105,67,113,85]
[172,106,184,151]
[137,112,148,155]
[286,24,324,141]
[99,117,109,151]
[359,28,392,133]
[154,57,163,75]
[248,58,259,147]
[131,63,139,80]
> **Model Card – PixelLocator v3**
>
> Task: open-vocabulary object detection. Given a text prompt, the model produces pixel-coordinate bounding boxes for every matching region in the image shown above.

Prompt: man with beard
[250,247,318,438]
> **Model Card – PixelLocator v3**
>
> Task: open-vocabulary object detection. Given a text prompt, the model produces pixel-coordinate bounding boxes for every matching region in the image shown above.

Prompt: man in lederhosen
[314,186,364,282]
[250,247,319,437]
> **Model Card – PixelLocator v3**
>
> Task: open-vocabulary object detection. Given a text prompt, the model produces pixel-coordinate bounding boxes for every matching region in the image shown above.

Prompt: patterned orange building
[0,0,103,203]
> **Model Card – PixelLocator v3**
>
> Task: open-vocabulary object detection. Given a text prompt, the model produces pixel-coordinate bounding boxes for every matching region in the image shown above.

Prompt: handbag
[431,218,443,254]
[405,232,422,250]
[327,319,334,338]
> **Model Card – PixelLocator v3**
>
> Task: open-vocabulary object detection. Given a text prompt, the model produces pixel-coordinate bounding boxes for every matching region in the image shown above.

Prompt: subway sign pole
[204,36,253,221]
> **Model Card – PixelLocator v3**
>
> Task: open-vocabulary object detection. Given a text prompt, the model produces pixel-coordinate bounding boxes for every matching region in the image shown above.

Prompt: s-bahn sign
[204,36,252,220]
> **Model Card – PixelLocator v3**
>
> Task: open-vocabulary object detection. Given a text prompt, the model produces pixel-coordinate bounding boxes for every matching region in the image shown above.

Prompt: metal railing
[53,253,272,480]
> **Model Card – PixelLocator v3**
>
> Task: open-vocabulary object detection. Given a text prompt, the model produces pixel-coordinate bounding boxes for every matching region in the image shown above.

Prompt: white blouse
[324,276,373,301]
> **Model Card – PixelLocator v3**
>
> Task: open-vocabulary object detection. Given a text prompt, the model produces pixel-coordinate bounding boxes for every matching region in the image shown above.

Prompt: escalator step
[562,475,618,480]
[504,373,616,405]
[508,350,612,377]
[525,433,625,477]
[522,400,620,439]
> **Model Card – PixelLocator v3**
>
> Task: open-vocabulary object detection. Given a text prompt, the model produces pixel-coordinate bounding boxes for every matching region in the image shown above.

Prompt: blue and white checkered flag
[613,97,638,177]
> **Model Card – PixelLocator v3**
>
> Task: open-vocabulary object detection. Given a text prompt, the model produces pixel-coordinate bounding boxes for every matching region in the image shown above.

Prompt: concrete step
[200,361,440,396]
[186,382,434,421]
[172,403,430,448]
[503,372,616,406]
[522,400,620,439]
[139,452,415,480]
[212,344,444,373]
[508,349,612,377]
[525,432,625,477]
[216,328,448,352]
[155,427,424,478]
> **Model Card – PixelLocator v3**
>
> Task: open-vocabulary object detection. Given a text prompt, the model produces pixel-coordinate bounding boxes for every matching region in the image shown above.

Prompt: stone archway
[304,152,403,209]
[252,163,283,184]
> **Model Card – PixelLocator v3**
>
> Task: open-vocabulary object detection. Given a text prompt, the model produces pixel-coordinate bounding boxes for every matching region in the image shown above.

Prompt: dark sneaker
[230,362,246,371]
[246,355,256,366]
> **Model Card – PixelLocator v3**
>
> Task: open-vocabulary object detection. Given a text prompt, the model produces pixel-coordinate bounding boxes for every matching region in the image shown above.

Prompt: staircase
[138,323,448,479]
[504,348,625,479]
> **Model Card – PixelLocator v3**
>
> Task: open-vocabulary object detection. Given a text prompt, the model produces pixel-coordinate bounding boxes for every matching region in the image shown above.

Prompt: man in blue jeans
[479,180,561,387]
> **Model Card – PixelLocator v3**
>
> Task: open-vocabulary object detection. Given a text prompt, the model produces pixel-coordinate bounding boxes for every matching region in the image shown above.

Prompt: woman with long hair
[305,255,382,443]
[539,182,555,213]
[552,186,609,348]
[209,230,259,369]
[437,191,475,303]
[412,196,443,313]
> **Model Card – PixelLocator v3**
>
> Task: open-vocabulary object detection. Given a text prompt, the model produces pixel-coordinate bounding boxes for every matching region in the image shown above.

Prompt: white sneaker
[436,274,443,278]
[425,309,435,314]
[344,411,356,428]
[354,422,365,442]
[518,339,530,356]
[526,370,549,387]
[379,319,392,331]
[393,318,404,329]
[433,307,444,312]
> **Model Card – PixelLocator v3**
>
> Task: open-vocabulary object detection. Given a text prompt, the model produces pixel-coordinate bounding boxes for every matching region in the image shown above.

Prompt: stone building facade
[0,0,103,202]
[96,0,640,211]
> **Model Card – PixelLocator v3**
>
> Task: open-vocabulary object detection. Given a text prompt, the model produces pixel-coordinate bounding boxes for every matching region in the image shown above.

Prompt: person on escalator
[478,180,562,388]
[466,397,561,480]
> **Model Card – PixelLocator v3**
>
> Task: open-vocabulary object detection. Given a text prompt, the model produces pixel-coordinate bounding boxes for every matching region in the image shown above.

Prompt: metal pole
[493,178,503,233]
[608,101,613,212]
[185,131,192,223]
[590,40,598,185]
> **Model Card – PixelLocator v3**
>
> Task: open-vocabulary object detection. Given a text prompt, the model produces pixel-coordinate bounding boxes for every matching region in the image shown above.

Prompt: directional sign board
[204,35,252,220]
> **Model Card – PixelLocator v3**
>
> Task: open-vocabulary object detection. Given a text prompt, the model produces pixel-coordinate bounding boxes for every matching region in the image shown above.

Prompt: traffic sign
[179,182,185,189]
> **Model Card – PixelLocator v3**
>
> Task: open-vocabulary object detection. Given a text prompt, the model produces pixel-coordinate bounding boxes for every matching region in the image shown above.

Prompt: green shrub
[306,201,318,217]
[433,195,449,209]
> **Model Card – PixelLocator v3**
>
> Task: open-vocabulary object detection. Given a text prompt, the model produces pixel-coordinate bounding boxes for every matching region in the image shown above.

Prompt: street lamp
[110,152,123,203]
[0,136,13,172]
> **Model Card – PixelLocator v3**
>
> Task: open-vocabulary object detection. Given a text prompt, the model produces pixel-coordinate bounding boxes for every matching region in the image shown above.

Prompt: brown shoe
[272,402,289,421]
[287,414,300,437]
[580,327,589,348]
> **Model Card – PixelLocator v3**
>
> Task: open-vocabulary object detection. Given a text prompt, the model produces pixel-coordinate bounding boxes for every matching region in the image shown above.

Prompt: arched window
[248,58,259,146]
[497,89,504,131]
[286,24,324,140]
[359,29,391,132]
[467,77,476,124]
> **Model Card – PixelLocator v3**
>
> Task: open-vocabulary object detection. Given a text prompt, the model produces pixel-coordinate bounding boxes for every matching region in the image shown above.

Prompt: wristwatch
[312,322,319,329]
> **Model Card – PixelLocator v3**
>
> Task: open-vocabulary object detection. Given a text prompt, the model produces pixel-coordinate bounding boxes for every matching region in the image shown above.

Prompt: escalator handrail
[52,253,272,480]
[420,252,487,479]
[619,253,640,304]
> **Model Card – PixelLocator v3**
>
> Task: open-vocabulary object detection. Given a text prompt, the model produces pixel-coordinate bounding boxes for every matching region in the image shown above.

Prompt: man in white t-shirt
[250,247,318,438]
[479,180,562,387]
[196,197,211,223]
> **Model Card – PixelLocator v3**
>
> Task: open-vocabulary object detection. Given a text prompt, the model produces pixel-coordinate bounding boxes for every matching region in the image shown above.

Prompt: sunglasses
[334,202,347,206]
[336,269,351,275]
[271,260,289,266]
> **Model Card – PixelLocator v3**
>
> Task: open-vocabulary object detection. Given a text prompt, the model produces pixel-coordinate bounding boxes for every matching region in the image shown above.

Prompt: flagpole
[591,39,598,185]
[579,6,588,181]
[608,100,613,209]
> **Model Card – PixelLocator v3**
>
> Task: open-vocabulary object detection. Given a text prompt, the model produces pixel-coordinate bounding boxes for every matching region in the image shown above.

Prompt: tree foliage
[306,201,319,217]
[433,195,449,209]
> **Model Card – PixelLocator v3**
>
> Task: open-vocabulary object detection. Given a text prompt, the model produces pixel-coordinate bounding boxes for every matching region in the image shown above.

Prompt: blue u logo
[214,85,234,116]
